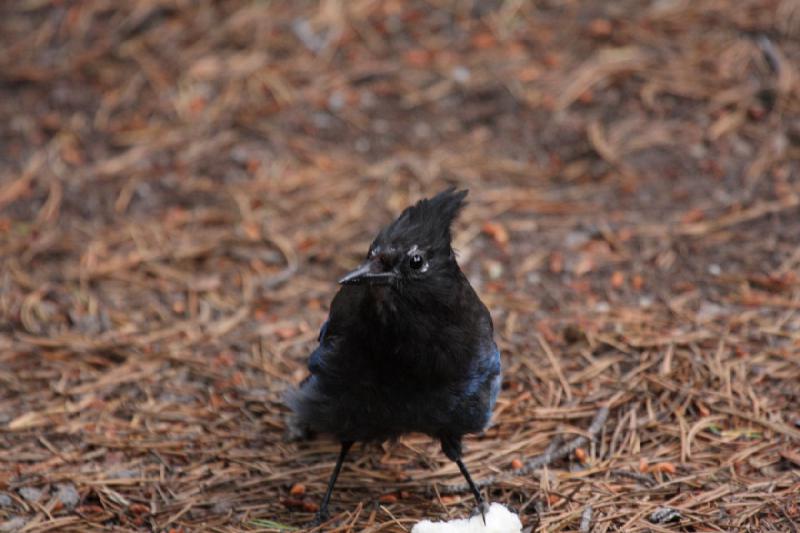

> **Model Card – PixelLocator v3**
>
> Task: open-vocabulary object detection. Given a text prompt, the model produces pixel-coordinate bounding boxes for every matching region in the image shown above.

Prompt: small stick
[756,35,782,74]
[537,333,573,401]
[609,469,655,487]
[438,406,610,494]
[579,505,593,533]
[516,406,609,476]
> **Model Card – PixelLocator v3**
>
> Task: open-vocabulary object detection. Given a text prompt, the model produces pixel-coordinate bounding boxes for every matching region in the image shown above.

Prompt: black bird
[287,188,501,523]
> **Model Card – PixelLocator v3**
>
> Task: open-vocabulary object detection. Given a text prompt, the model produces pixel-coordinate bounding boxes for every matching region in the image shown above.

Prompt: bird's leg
[441,436,487,524]
[316,441,353,524]
[455,457,488,523]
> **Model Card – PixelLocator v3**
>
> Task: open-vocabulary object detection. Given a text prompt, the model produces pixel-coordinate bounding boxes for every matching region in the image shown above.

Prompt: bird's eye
[409,254,424,270]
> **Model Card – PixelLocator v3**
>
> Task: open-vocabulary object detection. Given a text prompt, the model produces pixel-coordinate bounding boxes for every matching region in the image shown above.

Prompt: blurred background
[1,1,799,531]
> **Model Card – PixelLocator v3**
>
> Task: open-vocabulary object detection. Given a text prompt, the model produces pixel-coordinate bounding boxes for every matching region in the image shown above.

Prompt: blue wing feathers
[308,346,324,373]
[297,321,501,439]
[308,319,330,373]
[463,344,501,397]
[318,319,329,342]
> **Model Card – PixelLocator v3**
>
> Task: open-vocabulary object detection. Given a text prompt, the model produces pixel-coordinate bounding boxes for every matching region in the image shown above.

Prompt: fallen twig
[580,505,593,533]
[438,406,610,494]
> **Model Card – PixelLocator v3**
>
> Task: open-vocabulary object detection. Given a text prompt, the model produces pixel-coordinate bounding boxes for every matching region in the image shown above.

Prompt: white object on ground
[411,503,523,533]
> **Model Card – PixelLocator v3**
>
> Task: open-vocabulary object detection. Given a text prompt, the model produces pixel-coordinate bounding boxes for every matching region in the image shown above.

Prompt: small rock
[372,119,390,134]
[312,112,334,129]
[211,500,232,514]
[564,230,590,248]
[0,517,27,532]
[55,484,79,509]
[359,90,376,109]
[355,137,370,153]
[413,122,432,139]
[291,18,326,52]
[108,469,140,479]
[0,493,12,508]
[327,91,345,111]
[452,66,471,84]
[486,260,504,280]
[697,301,723,321]
[18,487,43,503]
[688,143,706,159]
[648,507,681,524]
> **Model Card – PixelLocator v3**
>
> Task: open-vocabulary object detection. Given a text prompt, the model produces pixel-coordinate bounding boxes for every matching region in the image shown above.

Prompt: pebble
[55,484,79,509]
[452,66,471,84]
[18,487,43,503]
[649,507,681,524]
[0,517,26,532]
[108,469,140,479]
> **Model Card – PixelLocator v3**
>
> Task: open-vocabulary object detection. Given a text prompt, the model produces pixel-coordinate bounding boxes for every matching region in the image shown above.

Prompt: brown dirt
[1,1,799,531]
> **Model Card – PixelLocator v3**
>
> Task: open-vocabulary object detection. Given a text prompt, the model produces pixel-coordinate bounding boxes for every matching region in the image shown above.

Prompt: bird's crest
[375,188,468,252]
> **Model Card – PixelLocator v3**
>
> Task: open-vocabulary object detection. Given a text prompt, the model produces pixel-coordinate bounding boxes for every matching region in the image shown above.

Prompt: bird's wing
[487,343,501,374]
[308,319,331,374]
[317,319,329,342]
[478,343,502,424]
[476,304,500,375]
[482,342,501,377]
[462,342,501,396]
[306,286,362,375]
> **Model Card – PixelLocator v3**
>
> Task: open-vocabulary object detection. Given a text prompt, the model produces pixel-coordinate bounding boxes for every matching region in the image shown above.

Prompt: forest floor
[1,1,800,531]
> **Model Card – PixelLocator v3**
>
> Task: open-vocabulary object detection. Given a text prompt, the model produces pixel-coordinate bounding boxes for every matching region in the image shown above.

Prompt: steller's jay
[287,188,501,523]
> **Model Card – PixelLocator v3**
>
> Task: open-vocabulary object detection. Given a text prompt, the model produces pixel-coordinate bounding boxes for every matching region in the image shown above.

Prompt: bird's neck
[366,271,464,327]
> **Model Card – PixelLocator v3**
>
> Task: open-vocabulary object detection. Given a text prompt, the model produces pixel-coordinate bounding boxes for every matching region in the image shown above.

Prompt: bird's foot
[307,509,329,528]
[470,500,490,524]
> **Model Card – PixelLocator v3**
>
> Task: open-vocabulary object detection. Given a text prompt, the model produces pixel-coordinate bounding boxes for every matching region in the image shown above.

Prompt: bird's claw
[470,500,490,524]
[309,510,329,528]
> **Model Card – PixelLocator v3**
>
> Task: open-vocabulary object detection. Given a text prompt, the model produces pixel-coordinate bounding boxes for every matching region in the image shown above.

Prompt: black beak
[338,261,396,286]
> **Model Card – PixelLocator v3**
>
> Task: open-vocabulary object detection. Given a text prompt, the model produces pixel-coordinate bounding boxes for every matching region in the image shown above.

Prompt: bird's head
[338,188,468,288]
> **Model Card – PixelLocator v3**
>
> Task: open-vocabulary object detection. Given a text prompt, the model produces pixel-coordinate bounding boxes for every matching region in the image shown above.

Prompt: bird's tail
[283,376,329,441]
